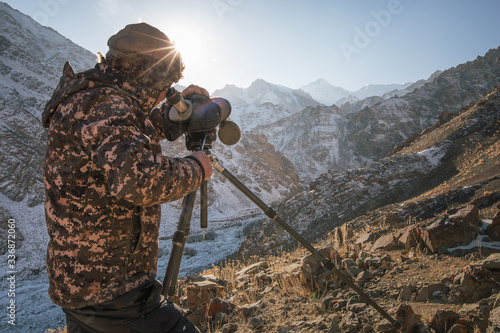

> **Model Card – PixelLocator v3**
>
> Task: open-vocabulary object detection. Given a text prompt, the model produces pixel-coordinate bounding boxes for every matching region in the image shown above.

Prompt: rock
[331,224,355,251]
[415,283,447,302]
[365,257,383,268]
[235,274,250,288]
[323,297,335,311]
[355,231,374,251]
[449,204,481,226]
[347,303,367,313]
[342,258,356,269]
[372,233,400,251]
[493,210,500,225]
[479,253,500,270]
[213,311,230,326]
[459,303,490,332]
[300,247,339,285]
[374,319,394,333]
[487,223,500,241]
[398,285,413,301]
[429,310,459,333]
[192,280,217,290]
[327,316,341,333]
[396,304,424,333]
[235,261,269,276]
[356,257,366,269]
[186,284,217,310]
[280,263,301,274]
[420,216,478,252]
[356,270,372,282]
[347,266,362,277]
[453,272,477,295]
[398,225,421,249]
[206,298,235,317]
[239,300,264,319]
[187,307,208,332]
[221,323,238,333]
[248,316,263,328]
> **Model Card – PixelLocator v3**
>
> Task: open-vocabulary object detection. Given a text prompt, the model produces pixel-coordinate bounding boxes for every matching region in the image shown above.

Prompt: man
[42,22,211,332]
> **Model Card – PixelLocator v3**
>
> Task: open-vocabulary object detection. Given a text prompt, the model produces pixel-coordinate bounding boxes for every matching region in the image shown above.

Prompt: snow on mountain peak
[301,78,416,106]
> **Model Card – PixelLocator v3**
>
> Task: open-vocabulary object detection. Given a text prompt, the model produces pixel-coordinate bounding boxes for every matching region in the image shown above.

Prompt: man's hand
[189,151,213,181]
[181,85,210,99]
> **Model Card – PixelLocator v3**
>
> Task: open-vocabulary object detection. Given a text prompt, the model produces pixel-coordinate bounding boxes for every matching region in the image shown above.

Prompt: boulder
[372,233,400,251]
[396,304,425,333]
[449,204,481,226]
[235,261,269,276]
[398,225,422,249]
[415,283,448,302]
[478,253,500,271]
[459,303,490,332]
[487,211,500,241]
[429,310,459,333]
[300,247,339,286]
[398,285,414,301]
[420,216,477,252]
[239,300,264,319]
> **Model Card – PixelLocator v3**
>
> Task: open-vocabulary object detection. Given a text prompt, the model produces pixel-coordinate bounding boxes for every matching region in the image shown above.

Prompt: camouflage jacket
[42,62,203,309]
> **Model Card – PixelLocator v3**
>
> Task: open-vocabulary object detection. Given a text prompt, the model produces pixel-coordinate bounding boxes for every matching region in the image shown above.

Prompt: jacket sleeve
[79,92,203,207]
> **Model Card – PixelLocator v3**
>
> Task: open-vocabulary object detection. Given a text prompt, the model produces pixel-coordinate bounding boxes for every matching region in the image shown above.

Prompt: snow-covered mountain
[252,47,500,183]
[213,79,321,130]
[299,78,352,106]
[0,2,96,209]
[0,3,96,118]
[301,78,415,106]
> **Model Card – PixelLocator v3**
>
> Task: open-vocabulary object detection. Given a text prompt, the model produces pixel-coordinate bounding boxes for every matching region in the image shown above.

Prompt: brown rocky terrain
[168,86,500,332]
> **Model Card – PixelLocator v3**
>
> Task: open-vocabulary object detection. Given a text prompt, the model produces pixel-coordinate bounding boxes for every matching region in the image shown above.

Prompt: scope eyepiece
[166,87,192,121]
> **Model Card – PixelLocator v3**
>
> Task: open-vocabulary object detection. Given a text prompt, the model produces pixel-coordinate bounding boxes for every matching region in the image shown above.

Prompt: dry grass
[45,328,67,333]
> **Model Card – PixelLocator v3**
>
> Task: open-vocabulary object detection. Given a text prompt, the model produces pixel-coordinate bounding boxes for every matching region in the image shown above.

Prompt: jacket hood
[42,61,162,128]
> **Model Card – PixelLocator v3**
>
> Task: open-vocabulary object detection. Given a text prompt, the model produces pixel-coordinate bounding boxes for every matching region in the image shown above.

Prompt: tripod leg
[162,190,197,299]
[210,157,400,329]
[200,181,208,237]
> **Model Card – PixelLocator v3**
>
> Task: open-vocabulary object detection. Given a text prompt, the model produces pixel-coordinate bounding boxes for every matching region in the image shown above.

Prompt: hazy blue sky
[4,0,500,93]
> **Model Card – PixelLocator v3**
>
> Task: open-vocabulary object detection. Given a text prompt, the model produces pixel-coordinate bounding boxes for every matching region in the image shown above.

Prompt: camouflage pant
[63,280,200,333]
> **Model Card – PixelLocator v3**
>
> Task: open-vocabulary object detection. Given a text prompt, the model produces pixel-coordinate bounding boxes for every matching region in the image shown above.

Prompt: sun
[167,27,205,68]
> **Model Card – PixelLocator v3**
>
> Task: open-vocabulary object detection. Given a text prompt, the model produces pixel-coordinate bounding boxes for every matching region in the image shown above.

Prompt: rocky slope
[169,87,500,333]
[0,2,96,208]
[239,84,500,261]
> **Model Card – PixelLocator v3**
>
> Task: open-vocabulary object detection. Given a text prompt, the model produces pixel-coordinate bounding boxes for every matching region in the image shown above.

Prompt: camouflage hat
[107,22,175,61]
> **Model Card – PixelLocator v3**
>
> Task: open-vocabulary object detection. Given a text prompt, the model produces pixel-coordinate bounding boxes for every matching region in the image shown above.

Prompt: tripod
[161,149,401,329]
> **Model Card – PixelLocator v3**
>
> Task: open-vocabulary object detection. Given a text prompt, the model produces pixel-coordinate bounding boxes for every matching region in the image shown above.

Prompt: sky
[4,0,500,93]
